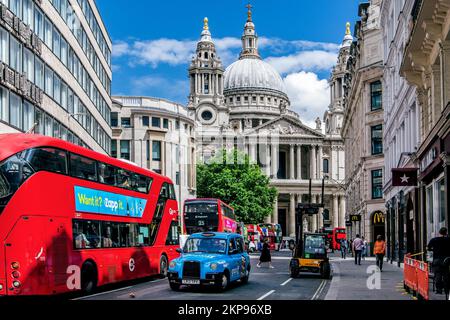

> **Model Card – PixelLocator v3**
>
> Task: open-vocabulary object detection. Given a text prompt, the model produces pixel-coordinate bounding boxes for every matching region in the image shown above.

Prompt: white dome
[224,58,286,94]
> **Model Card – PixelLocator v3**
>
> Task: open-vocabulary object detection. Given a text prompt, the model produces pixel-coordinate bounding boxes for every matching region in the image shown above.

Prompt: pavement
[326,254,449,300]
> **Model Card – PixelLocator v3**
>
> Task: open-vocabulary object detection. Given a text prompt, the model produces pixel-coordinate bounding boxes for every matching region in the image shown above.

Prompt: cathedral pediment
[247,116,324,138]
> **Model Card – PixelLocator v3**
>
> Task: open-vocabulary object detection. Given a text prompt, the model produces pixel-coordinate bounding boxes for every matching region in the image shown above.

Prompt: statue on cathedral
[244,118,252,129]
[280,101,288,115]
[315,117,322,130]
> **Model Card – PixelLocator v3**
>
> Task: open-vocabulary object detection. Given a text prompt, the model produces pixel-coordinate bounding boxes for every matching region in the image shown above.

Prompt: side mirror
[176,248,183,254]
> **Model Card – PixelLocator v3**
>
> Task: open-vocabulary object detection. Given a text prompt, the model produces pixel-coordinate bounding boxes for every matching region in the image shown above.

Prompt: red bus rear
[0,134,180,296]
[332,228,347,250]
[183,199,237,234]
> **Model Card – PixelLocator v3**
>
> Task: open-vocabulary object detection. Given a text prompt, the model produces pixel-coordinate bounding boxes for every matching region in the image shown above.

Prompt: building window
[371,125,383,155]
[438,178,446,224]
[176,172,180,186]
[323,159,329,174]
[9,92,22,130]
[120,140,130,160]
[152,141,161,161]
[146,140,150,161]
[237,96,241,103]
[111,139,117,158]
[371,81,382,111]
[152,117,161,128]
[10,36,22,72]
[175,120,180,130]
[163,118,169,129]
[143,116,149,127]
[111,112,118,127]
[121,117,131,127]
[371,169,383,199]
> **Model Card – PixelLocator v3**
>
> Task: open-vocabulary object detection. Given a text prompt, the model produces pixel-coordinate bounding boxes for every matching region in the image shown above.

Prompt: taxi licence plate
[182,279,200,285]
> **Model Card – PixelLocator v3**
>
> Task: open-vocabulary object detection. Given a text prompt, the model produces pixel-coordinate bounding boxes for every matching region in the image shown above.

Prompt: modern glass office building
[0,0,112,154]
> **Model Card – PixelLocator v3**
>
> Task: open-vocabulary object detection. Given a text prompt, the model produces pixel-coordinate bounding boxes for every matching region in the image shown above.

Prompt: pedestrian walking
[352,234,364,265]
[362,236,368,260]
[373,235,386,271]
[340,239,348,259]
[427,227,450,295]
[257,238,274,269]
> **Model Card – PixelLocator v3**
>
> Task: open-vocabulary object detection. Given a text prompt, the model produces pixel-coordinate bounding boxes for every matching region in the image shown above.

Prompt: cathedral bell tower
[188,18,228,128]
[240,3,260,59]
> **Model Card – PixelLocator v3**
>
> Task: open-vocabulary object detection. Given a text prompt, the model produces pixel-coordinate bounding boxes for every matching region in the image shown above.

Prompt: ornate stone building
[341,0,385,248]
[400,0,449,252]
[189,8,346,236]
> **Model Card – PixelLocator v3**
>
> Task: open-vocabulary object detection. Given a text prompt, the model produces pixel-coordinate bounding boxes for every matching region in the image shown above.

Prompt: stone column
[289,193,296,237]
[339,195,346,228]
[333,194,339,229]
[265,144,271,176]
[311,195,317,233]
[249,140,257,164]
[296,144,302,180]
[290,144,295,179]
[272,196,278,224]
[318,145,323,180]
[310,145,317,180]
[271,144,279,179]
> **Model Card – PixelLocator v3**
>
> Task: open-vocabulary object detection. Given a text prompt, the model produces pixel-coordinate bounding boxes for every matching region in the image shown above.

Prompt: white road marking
[257,290,275,301]
[73,278,166,300]
[280,278,293,286]
[311,280,326,300]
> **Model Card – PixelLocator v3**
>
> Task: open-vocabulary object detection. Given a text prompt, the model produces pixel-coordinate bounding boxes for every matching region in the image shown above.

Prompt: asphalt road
[76,251,331,301]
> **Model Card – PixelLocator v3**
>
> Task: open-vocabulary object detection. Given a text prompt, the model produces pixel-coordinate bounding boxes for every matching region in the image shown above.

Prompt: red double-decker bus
[0,134,180,296]
[183,199,237,234]
[331,228,347,251]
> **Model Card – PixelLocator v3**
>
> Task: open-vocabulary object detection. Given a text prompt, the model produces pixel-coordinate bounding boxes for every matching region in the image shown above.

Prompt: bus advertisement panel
[0,134,180,296]
[183,199,237,234]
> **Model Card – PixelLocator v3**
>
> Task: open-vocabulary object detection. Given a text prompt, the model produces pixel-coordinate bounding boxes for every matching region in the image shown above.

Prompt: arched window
[204,52,209,59]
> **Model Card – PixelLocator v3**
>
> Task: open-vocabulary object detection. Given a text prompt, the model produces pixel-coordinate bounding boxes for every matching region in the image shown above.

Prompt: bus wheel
[159,255,168,278]
[81,261,98,294]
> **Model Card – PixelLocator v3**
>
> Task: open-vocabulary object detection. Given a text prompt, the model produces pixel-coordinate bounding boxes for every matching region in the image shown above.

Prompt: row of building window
[0,86,88,148]
[75,0,111,67]
[49,0,111,77]
[0,28,110,152]
[228,95,283,106]
[111,139,163,163]
[1,0,111,101]
[112,114,193,134]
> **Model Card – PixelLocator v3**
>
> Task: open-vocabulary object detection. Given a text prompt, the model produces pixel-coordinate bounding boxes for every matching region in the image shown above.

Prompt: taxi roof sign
[201,232,216,237]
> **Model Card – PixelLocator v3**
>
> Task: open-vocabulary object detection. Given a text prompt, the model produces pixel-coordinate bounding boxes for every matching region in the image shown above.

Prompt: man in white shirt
[352,234,364,265]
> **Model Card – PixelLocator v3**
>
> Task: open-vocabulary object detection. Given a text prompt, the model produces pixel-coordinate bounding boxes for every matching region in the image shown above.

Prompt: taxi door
[228,238,241,282]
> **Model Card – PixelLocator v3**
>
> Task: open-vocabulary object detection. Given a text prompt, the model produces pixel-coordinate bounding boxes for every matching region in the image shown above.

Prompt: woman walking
[374,235,386,272]
[257,238,274,269]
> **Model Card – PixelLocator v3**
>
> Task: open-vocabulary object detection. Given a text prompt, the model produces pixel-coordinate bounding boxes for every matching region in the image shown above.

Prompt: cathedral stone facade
[189,9,347,236]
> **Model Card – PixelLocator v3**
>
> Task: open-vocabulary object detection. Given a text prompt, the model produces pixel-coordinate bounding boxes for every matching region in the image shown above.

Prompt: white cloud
[130,76,189,103]
[284,71,330,124]
[112,41,130,58]
[266,50,338,75]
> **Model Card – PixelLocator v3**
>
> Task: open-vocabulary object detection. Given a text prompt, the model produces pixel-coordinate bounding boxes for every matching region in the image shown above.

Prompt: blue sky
[97,0,361,126]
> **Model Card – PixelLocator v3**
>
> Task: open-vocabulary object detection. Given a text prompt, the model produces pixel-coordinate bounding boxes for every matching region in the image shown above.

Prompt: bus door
[4,216,49,295]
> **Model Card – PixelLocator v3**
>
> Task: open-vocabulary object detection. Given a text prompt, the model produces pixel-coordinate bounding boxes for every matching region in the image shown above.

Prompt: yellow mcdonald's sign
[373,211,385,225]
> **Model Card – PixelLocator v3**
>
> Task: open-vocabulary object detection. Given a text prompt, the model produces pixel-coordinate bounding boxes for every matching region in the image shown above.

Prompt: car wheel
[169,282,181,291]
[241,267,250,284]
[218,273,229,292]
[290,266,299,278]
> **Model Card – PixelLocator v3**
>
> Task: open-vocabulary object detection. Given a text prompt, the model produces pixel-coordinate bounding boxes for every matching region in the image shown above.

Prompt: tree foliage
[197,149,277,224]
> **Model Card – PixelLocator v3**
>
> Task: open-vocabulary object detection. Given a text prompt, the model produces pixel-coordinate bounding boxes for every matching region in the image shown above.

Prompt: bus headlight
[12,280,21,288]
[169,261,177,268]
[210,263,218,271]
[0,284,3,290]
[11,262,20,270]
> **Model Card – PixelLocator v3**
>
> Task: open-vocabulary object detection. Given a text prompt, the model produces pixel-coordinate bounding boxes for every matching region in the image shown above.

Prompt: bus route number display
[74,186,147,218]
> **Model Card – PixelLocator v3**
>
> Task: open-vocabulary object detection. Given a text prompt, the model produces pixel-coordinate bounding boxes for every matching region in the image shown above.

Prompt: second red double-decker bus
[331,227,347,250]
[0,134,180,296]
[183,199,237,234]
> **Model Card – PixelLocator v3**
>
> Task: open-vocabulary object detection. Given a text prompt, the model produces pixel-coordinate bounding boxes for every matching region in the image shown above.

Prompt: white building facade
[111,96,197,213]
[0,0,112,154]
[190,9,346,236]
[381,0,422,262]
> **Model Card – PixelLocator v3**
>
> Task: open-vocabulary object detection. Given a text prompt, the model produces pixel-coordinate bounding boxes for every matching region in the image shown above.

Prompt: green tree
[197,149,277,224]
